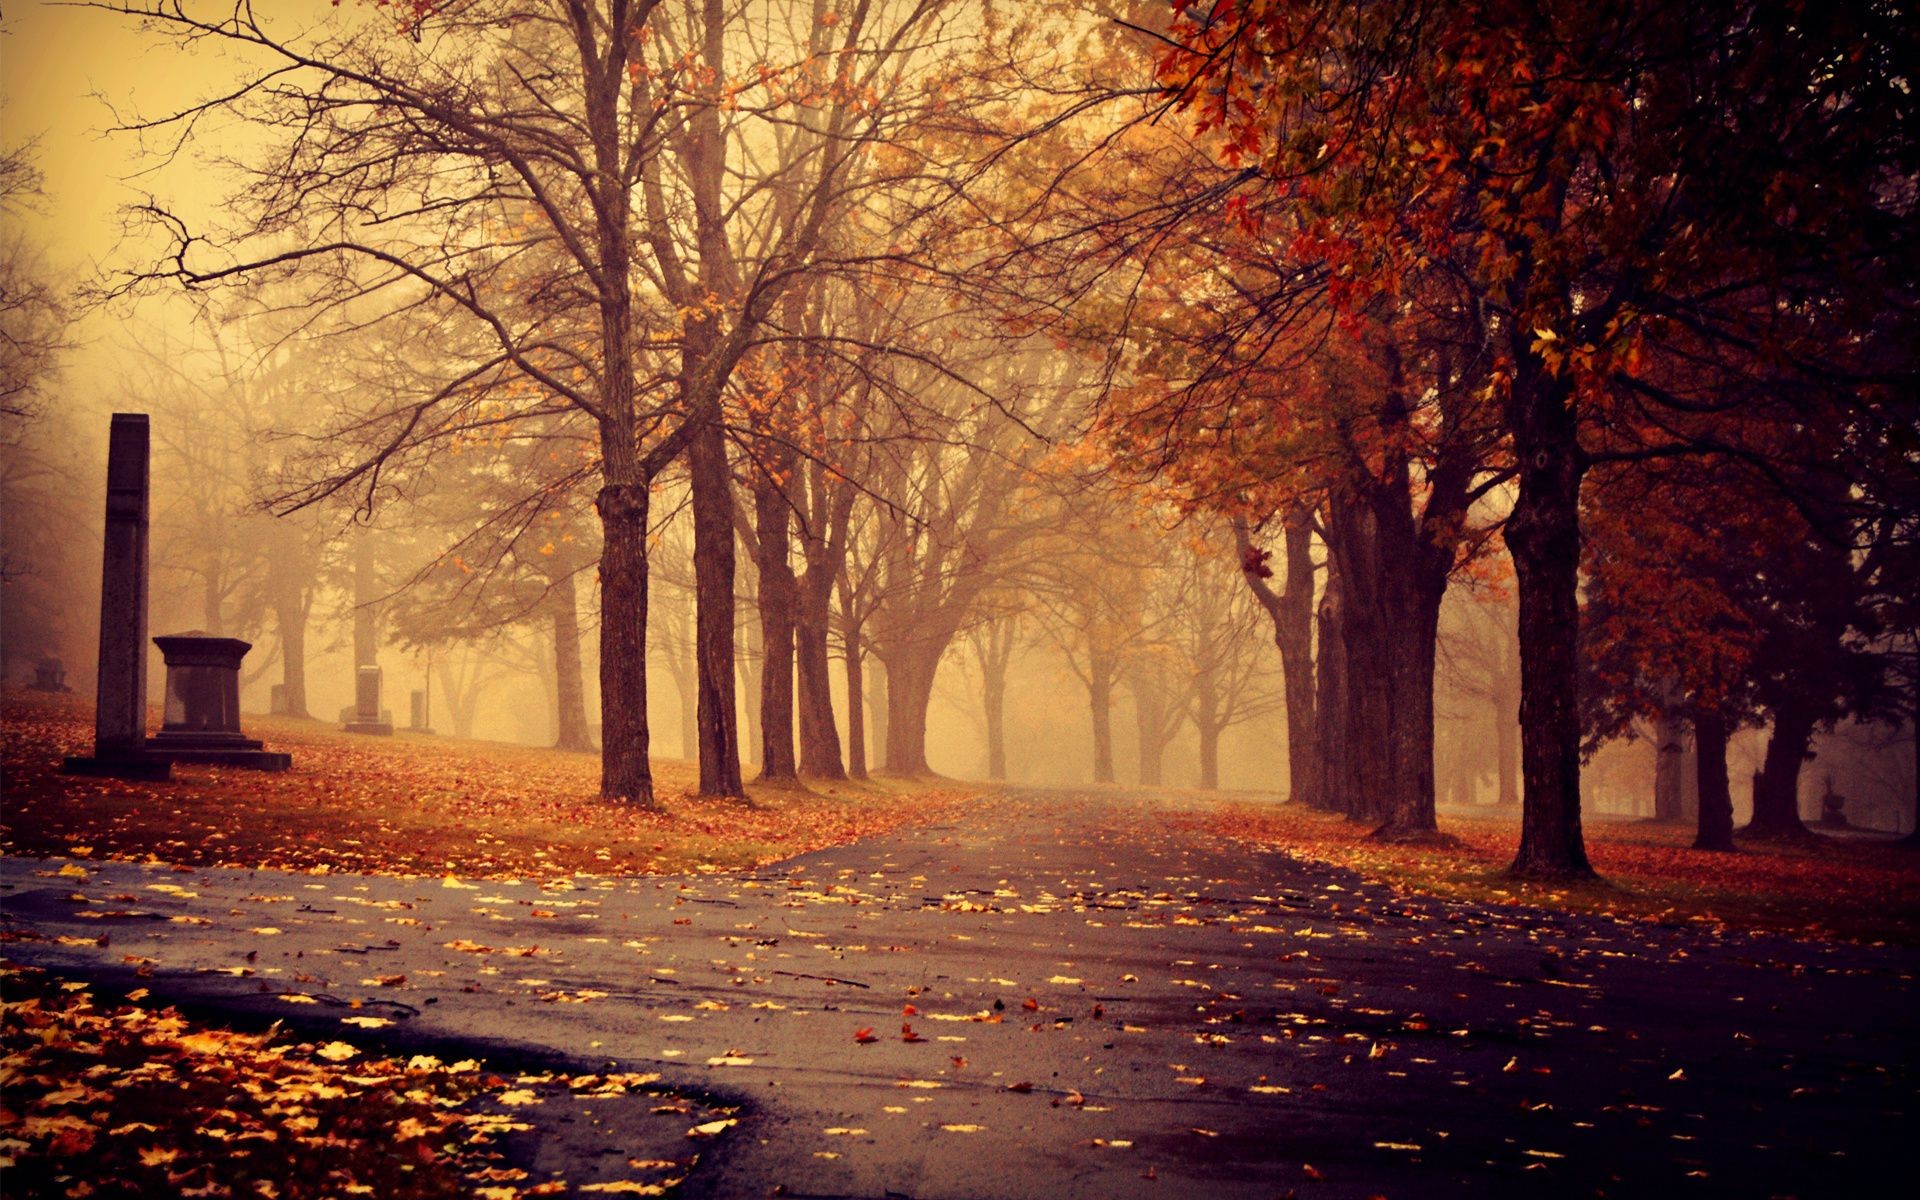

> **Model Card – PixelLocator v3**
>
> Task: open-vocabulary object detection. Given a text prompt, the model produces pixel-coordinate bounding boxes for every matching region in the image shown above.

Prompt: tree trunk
[1277,514,1318,806]
[1088,661,1115,785]
[551,569,593,752]
[1747,701,1816,837]
[1312,574,1347,813]
[271,594,309,719]
[1134,686,1165,787]
[843,625,869,780]
[1198,721,1222,790]
[689,419,743,796]
[1233,511,1318,805]
[1503,366,1594,877]
[794,551,844,778]
[868,654,890,769]
[595,482,654,802]
[1495,635,1521,807]
[737,609,762,769]
[1374,580,1444,838]
[883,646,938,775]
[1652,710,1687,822]
[203,565,224,634]
[1693,709,1736,851]
[1326,497,1393,825]
[983,659,1008,781]
[753,467,799,781]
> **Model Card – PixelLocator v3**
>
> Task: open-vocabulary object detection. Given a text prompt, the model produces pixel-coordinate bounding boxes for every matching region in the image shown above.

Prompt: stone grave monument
[408,688,434,734]
[63,415,294,777]
[144,632,292,770]
[63,414,171,780]
[343,665,394,734]
[29,657,71,693]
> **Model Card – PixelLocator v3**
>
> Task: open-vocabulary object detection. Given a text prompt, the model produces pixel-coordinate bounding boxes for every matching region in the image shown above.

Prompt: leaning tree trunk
[1235,512,1319,806]
[551,569,594,752]
[689,418,743,797]
[1693,709,1736,852]
[1503,365,1594,878]
[753,468,799,781]
[1747,700,1816,838]
[595,480,654,802]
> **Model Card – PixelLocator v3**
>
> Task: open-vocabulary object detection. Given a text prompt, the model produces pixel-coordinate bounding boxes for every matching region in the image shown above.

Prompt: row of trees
[32,0,1915,879]
[1065,0,1917,871]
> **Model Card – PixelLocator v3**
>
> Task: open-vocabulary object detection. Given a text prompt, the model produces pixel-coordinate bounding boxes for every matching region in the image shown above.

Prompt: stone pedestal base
[344,719,395,736]
[145,732,292,771]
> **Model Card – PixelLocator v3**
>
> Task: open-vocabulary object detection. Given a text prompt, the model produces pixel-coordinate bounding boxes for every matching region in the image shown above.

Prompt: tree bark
[1652,710,1687,821]
[1197,720,1222,790]
[551,569,593,752]
[982,658,1008,781]
[1233,512,1319,806]
[1495,634,1521,807]
[595,482,654,802]
[689,418,743,796]
[1312,571,1347,813]
[1134,686,1165,787]
[868,654,890,772]
[1088,658,1116,785]
[883,646,938,775]
[1693,709,1736,851]
[270,592,309,719]
[843,625,869,780]
[1503,365,1595,877]
[1747,701,1816,837]
[753,465,799,781]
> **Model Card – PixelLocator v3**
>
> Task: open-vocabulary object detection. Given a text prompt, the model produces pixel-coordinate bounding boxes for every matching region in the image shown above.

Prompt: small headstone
[270,683,290,715]
[29,657,70,693]
[408,689,433,734]
[63,413,170,780]
[344,664,394,735]
[144,632,291,771]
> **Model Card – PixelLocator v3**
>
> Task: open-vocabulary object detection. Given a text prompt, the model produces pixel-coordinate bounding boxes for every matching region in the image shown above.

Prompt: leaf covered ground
[2,690,976,880]
[0,960,724,1200]
[1185,800,1920,945]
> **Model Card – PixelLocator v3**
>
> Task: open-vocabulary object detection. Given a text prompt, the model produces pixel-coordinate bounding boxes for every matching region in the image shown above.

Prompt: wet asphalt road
[2,788,1914,1199]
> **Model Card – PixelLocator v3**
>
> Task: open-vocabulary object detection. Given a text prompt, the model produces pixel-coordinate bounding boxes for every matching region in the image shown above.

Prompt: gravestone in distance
[62,413,170,780]
[29,657,71,693]
[144,632,291,770]
[344,664,394,735]
[270,683,290,716]
[408,688,434,734]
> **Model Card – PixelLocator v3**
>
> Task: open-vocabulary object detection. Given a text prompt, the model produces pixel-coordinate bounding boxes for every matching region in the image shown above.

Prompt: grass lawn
[1184,799,1920,946]
[2,689,978,881]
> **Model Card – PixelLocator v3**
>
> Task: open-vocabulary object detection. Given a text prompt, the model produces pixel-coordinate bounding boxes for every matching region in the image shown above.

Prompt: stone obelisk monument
[63,413,171,780]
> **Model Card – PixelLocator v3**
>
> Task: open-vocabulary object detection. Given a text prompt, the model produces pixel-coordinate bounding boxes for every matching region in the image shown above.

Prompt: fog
[3,0,1912,838]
